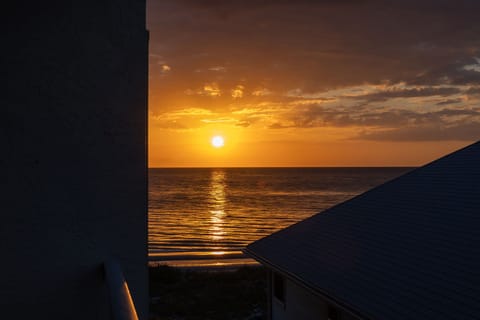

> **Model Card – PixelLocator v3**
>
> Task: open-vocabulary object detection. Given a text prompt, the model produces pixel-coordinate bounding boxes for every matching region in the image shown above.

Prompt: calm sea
[148,167,412,265]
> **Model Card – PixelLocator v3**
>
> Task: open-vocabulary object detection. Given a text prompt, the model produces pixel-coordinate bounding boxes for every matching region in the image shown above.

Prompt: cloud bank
[148,0,480,141]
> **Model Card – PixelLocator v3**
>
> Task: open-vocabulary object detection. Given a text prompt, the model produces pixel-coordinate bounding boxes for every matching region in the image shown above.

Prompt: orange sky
[147,0,479,167]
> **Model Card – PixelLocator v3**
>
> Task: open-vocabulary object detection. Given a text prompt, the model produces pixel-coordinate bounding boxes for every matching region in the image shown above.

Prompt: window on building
[328,304,340,320]
[273,272,285,303]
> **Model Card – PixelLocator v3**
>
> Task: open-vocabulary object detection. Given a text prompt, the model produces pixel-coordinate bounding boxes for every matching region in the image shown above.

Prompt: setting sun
[211,135,225,148]
[147,1,478,168]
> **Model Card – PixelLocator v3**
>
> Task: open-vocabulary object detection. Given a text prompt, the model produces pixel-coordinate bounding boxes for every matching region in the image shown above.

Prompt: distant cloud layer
[147,0,480,142]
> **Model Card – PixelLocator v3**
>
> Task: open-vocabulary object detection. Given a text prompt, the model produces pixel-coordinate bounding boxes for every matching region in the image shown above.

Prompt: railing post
[104,260,139,320]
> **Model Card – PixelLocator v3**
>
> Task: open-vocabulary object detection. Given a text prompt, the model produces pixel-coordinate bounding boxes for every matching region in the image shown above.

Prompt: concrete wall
[1,1,148,319]
[271,275,360,320]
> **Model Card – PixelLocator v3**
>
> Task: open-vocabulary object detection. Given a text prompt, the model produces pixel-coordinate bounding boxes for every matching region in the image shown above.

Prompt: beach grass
[149,265,267,320]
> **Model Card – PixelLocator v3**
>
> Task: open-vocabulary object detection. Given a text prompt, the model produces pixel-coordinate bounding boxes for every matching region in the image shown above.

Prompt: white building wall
[1,1,148,319]
[271,276,360,320]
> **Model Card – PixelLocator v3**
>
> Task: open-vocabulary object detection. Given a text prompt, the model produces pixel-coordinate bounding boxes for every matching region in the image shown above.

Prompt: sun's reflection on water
[209,169,227,244]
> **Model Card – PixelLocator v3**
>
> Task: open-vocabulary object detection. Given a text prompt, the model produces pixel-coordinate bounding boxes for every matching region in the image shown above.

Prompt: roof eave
[243,246,372,320]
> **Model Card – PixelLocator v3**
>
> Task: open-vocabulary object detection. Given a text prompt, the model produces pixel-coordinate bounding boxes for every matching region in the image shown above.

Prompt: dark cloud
[466,87,480,95]
[408,59,480,86]
[149,0,480,93]
[272,105,480,136]
[151,121,187,129]
[433,108,480,117]
[269,122,290,129]
[176,0,369,11]
[148,0,480,141]
[436,98,463,106]
[356,121,480,141]
[284,107,422,128]
[235,120,252,127]
[353,87,461,102]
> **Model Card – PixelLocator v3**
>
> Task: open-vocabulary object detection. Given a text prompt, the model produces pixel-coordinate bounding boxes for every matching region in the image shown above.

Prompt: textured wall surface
[271,277,359,320]
[1,1,148,318]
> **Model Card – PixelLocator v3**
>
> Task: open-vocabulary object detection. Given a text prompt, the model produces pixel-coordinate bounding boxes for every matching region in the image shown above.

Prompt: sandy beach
[149,264,267,320]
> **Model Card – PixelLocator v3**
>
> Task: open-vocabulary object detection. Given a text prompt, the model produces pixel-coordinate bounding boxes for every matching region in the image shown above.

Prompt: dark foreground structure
[2,1,148,319]
[246,141,480,320]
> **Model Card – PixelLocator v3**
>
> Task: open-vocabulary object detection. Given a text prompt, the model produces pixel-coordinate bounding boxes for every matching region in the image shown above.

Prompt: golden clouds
[147,0,480,167]
[184,83,222,97]
[252,88,272,96]
[203,83,221,97]
[184,83,249,98]
[231,85,244,98]
[201,118,237,124]
[161,64,171,73]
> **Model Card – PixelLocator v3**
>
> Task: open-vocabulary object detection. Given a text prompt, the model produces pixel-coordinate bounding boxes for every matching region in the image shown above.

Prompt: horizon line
[148,165,417,169]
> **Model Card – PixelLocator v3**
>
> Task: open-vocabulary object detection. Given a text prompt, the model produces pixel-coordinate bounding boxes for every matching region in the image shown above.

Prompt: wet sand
[149,251,258,269]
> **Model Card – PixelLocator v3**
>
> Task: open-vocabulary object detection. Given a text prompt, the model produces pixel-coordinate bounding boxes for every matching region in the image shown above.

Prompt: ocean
[148,167,412,266]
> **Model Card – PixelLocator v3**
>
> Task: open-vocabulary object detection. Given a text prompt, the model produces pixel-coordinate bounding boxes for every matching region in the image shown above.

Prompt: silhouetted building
[246,141,480,320]
[2,1,148,319]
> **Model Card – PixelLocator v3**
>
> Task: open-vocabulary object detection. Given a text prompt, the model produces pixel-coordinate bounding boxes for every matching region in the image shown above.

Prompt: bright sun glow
[211,135,225,148]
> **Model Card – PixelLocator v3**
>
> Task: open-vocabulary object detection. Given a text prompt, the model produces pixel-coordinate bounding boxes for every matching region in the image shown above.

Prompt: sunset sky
[147,0,480,167]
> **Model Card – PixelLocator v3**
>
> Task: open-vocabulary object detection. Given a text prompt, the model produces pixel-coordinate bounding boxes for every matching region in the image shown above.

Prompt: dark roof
[245,141,480,320]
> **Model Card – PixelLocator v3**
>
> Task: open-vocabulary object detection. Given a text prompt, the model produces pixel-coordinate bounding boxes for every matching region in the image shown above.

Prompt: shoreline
[148,251,258,269]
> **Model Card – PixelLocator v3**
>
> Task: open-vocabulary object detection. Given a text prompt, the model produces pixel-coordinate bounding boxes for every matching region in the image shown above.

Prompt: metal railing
[104,260,139,320]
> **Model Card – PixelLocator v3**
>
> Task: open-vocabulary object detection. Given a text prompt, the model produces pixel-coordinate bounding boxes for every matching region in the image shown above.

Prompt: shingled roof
[245,141,480,320]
